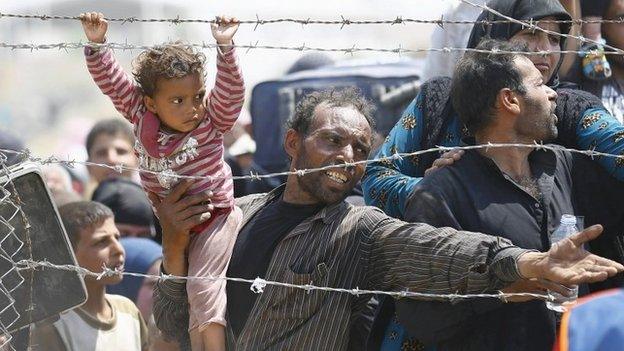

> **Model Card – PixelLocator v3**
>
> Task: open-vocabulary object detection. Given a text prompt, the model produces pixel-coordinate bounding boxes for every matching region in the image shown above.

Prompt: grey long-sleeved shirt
[153,186,527,351]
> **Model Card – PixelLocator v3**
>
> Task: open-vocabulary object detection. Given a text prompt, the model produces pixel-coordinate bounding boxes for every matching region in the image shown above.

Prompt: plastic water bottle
[545,214,579,312]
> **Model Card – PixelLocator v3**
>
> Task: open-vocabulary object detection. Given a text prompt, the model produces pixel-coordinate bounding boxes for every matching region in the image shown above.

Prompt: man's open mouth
[326,171,348,184]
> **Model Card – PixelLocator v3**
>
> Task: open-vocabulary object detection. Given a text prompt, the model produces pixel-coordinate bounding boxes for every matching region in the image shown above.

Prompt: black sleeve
[569,152,624,290]
[404,184,462,228]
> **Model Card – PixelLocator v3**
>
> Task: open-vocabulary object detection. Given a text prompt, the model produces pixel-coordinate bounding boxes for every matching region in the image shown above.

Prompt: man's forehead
[88,218,119,238]
[310,104,371,134]
[315,125,371,143]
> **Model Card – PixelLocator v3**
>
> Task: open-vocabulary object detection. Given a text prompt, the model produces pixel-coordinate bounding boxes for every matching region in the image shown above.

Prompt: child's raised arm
[80,12,142,124]
[206,16,245,134]
[80,12,107,44]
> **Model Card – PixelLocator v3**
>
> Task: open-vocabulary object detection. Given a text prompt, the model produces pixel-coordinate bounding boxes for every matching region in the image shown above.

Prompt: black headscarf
[466,0,571,87]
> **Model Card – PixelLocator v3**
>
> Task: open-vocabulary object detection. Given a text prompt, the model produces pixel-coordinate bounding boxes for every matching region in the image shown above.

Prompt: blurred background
[0,0,451,156]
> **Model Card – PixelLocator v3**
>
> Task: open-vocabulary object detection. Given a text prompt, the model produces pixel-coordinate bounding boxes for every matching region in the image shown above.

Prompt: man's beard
[521,101,558,142]
[294,148,353,205]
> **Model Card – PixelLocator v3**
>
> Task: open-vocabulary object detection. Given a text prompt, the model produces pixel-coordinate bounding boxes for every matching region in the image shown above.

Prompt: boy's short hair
[85,119,135,157]
[133,41,206,97]
[59,201,114,250]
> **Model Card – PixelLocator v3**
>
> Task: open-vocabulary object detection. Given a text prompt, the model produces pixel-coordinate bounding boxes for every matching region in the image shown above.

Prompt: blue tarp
[250,58,423,175]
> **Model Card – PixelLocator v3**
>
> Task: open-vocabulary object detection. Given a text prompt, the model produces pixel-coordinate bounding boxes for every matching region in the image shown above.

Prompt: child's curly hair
[132,41,206,97]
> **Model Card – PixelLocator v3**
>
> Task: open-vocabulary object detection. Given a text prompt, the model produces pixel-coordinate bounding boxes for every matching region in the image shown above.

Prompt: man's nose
[546,86,558,100]
[103,149,117,164]
[535,34,552,52]
[111,238,125,257]
[338,144,355,162]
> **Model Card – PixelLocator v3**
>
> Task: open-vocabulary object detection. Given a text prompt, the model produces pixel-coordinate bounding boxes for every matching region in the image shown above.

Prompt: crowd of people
[0,0,623,350]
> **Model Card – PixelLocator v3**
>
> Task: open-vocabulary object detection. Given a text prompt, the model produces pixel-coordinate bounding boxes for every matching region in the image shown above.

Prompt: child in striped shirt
[80,12,245,351]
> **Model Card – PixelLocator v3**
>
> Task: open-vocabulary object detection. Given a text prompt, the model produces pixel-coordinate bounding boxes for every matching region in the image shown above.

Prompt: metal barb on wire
[16,259,552,303]
[3,41,624,56]
[2,142,624,183]
[1,12,623,26]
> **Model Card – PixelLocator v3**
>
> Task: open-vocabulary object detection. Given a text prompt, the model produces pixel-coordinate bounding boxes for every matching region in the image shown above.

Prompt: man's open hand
[517,225,624,285]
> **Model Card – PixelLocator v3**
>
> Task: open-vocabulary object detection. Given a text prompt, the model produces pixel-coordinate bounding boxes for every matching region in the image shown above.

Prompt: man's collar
[261,184,350,224]
[310,201,349,224]
[460,138,557,176]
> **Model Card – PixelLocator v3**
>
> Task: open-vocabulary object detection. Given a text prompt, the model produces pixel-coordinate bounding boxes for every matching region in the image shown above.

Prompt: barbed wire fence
[5,142,608,306]
[0,140,619,349]
[1,0,624,55]
[0,142,622,183]
[0,1,623,348]
[1,11,624,27]
[4,41,624,57]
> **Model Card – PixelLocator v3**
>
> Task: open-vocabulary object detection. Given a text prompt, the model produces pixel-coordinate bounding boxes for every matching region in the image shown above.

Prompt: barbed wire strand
[1,41,623,56]
[459,0,624,54]
[1,12,623,27]
[1,7,623,55]
[1,142,621,183]
[15,259,553,303]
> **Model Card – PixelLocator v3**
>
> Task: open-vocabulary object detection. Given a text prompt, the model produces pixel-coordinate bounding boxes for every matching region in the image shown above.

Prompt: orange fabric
[556,308,572,351]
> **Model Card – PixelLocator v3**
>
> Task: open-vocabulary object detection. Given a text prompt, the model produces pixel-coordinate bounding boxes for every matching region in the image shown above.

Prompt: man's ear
[498,88,521,116]
[144,95,157,114]
[284,129,302,161]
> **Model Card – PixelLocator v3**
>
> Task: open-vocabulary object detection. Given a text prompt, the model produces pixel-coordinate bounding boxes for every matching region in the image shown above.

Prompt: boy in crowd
[86,119,138,184]
[31,201,147,351]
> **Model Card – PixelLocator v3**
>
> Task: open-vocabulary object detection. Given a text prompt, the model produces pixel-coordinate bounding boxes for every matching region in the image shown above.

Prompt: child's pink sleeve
[85,47,143,125]
[205,47,245,134]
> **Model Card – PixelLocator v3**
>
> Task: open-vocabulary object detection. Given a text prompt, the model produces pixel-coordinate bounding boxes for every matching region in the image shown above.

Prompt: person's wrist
[162,250,187,276]
[163,243,187,276]
[87,37,106,52]
[516,251,546,279]
[217,40,234,52]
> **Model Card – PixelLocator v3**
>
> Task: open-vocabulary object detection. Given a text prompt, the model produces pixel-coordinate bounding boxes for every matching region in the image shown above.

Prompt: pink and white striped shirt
[85,47,245,209]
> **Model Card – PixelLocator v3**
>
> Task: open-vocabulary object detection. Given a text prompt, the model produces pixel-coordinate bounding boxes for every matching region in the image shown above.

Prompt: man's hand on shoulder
[424,150,464,177]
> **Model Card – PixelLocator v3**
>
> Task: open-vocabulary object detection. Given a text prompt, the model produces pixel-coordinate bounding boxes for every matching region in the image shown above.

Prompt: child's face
[75,217,125,285]
[144,73,206,133]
